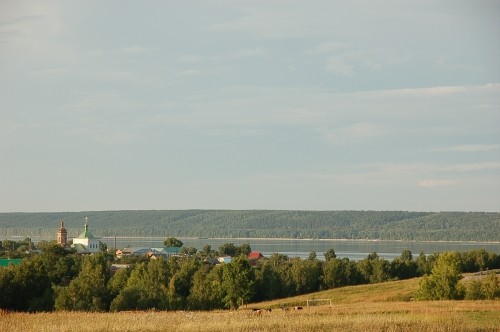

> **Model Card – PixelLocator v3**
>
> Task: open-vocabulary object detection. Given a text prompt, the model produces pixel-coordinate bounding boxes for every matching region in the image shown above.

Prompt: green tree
[254,260,283,301]
[187,264,224,310]
[112,258,170,310]
[54,254,110,311]
[416,251,432,276]
[180,246,198,256]
[0,265,15,309]
[219,243,237,257]
[290,258,323,294]
[391,250,418,280]
[237,243,252,257]
[164,237,183,248]
[107,267,131,300]
[200,244,214,258]
[221,256,255,309]
[481,272,499,300]
[464,279,484,300]
[109,286,142,311]
[11,255,54,311]
[324,258,360,289]
[324,248,337,262]
[418,251,464,300]
[168,257,200,309]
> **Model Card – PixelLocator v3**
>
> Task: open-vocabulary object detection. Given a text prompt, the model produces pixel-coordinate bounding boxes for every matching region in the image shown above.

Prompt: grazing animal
[293,306,303,310]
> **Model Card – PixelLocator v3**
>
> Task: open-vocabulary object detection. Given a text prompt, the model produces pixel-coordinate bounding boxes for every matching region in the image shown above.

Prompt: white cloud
[418,179,458,188]
[430,144,500,152]
[27,67,70,76]
[117,46,159,55]
[323,48,411,77]
[86,47,159,57]
[446,162,500,172]
[67,126,134,145]
[0,1,69,64]
[317,122,385,144]
[326,57,354,78]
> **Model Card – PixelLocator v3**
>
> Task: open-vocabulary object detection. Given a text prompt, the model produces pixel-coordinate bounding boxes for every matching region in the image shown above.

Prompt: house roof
[248,251,263,260]
[218,256,232,263]
[161,247,182,254]
[0,258,22,267]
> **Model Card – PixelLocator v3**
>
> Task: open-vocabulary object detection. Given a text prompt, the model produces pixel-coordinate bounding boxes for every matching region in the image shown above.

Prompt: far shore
[6,234,500,245]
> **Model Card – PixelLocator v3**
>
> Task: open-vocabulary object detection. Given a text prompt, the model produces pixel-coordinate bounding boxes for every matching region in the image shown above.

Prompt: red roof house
[248,251,264,261]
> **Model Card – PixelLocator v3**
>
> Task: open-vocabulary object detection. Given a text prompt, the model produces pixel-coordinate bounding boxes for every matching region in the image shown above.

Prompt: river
[8,235,499,260]
[100,236,500,261]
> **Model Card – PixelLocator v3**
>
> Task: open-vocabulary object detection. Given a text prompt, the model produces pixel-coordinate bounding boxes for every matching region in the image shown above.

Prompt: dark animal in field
[252,308,271,315]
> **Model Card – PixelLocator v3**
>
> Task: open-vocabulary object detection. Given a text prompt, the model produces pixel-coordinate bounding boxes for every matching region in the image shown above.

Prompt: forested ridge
[0,210,499,241]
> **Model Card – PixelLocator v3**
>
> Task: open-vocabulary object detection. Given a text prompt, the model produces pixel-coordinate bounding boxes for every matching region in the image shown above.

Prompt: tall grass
[1,278,499,332]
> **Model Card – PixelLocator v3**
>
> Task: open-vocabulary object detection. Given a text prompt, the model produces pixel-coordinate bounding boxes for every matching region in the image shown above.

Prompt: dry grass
[1,278,499,332]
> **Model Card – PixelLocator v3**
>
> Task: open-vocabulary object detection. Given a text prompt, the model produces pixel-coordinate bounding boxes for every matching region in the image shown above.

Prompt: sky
[1,1,499,212]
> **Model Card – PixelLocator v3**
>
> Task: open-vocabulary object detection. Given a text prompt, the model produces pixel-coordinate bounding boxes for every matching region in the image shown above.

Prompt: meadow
[1,278,498,332]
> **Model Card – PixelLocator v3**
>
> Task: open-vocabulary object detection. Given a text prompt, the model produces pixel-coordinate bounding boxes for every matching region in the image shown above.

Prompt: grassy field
[1,279,499,332]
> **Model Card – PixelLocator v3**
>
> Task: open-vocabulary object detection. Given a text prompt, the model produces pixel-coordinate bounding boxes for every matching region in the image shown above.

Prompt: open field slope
[1,279,499,332]
[1,210,499,241]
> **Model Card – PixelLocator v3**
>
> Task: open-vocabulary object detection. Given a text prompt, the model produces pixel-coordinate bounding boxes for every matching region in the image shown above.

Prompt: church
[57,217,101,253]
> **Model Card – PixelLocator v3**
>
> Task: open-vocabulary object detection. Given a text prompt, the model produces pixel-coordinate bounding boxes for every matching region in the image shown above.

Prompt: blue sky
[1,1,499,212]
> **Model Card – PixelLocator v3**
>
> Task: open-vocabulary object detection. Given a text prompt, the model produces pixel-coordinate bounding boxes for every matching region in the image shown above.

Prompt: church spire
[57,220,67,247]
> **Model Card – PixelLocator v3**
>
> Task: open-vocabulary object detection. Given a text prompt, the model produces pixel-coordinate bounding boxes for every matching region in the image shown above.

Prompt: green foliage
[187,265,224,310]
[221,256,255,309]
[109,286,142,311]
[417,252,465,300]
[168,257,200,309]
[464,272,499,300]
[107,268,131,299]
[114,259,170,310]
[164,237,183,248]
[390,250,418,280]
[1,210,499,241]
[324,258,361,288]
[460,249,496,273]
[324,248,337,261]
[464,279,484,300]
[0,266,15,309]
[1,247,498,312]
[481,272,500,300]
[54,254,110,311]
[290,258,323,294]
[416,251,432,276]
[254,261,283,301]
[218,243,237,257]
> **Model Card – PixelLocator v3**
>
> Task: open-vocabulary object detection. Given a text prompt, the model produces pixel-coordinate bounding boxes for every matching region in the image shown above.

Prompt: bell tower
[57,221,68,247]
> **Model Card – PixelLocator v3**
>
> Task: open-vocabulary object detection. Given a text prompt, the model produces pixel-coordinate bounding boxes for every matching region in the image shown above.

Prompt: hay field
[1,278,499,332]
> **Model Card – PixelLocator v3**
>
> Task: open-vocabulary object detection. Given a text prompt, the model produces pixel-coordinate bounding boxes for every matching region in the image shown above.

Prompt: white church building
[72,217,101,253]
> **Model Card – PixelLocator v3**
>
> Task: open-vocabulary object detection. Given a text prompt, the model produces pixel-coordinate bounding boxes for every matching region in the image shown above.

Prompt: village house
[248,251,264,265]
[217,256,232,264]
[248,251,264,261]
[116,247,182,259]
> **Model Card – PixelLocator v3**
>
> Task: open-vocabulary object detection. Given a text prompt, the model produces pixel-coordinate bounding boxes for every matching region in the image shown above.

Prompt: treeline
[0,210,499,241]
[0,241,499,312]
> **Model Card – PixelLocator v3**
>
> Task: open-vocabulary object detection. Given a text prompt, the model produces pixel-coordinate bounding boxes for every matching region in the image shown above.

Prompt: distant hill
[0,210,499,242]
